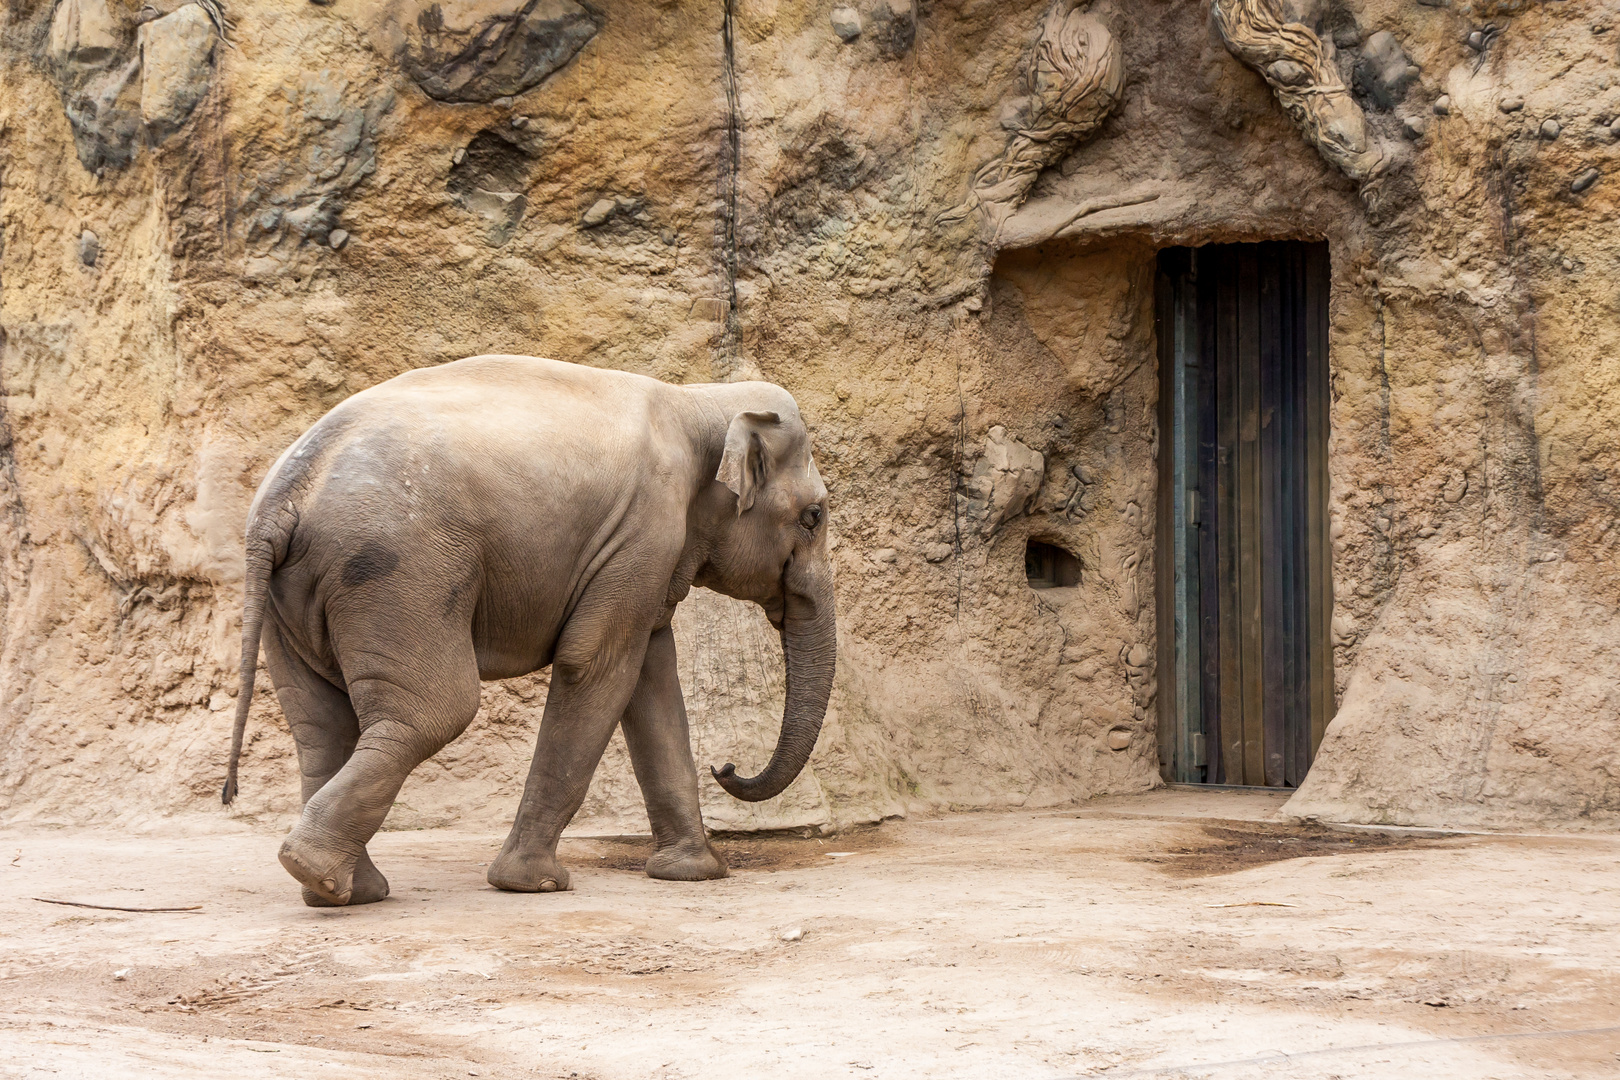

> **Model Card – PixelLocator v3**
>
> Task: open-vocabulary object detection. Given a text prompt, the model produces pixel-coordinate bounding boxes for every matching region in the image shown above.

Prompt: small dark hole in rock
[1026,539,1081,589]
[447,129,534,200]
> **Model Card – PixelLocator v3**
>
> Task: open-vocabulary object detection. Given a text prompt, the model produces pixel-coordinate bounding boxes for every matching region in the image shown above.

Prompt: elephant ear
[717,411,780,514]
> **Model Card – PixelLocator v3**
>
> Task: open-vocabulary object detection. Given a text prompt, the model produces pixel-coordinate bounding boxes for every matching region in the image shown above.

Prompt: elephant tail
[221,524,280,805]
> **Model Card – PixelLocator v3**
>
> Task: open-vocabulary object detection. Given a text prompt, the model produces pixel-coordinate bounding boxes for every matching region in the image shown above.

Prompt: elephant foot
[300,849,390,907]
[487,847,571,893]
[646,841,728,882]
[279,829,369,906]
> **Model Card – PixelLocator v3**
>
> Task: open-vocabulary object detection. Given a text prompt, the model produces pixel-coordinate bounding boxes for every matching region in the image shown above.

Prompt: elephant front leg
[622,626,727,882]
[488,634,652,893]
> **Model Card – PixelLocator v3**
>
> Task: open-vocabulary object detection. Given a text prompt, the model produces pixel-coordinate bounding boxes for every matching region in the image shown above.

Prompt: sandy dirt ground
[1,789,1617,1079]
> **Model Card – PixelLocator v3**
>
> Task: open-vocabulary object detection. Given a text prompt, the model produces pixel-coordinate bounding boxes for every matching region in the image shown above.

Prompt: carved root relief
[937,0,1124,238]
[1211,0,1384,182]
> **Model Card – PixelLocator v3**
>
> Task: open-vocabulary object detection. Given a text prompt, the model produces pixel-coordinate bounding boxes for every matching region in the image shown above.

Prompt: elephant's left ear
[717,411,780,513]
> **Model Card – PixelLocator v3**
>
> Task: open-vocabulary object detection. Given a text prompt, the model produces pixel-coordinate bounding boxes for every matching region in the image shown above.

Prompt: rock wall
[0,0,1615,834]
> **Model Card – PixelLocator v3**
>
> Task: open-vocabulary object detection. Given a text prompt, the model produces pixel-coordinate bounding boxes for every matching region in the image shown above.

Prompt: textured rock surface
[0,0,1616,835]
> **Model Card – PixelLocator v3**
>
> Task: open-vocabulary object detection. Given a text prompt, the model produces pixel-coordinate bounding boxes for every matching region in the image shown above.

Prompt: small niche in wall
[1026,539,1081,589]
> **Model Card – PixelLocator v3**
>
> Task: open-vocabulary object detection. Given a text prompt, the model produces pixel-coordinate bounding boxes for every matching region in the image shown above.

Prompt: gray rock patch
[1354,31,1419,111]
[830,7,862,43]
[402,0,601,104]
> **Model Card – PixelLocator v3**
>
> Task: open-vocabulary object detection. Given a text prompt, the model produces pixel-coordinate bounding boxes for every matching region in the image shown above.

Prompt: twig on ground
[33,897,202,913]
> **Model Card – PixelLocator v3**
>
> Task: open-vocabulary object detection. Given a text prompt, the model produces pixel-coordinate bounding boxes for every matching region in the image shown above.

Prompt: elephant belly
[467,572,569,681]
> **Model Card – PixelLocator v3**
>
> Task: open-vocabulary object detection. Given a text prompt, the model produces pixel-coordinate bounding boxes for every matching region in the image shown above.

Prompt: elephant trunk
[712,562,836,802]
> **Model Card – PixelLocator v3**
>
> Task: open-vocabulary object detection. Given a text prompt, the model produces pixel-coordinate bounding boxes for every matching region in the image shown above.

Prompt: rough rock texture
[0,0,1616,835]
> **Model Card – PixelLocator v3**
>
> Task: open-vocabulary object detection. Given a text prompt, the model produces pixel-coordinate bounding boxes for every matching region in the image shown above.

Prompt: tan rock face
[0,0,1616,832]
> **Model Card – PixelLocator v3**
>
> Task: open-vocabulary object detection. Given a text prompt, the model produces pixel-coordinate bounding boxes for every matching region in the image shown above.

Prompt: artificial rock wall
[0,0,1616,834]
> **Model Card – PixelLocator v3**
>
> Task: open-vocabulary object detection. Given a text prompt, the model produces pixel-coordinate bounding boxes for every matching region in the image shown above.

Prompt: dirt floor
[1,789,1617,1079]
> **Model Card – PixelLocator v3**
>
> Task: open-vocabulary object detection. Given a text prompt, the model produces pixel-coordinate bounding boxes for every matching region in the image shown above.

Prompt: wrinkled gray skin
[221,356,835,906]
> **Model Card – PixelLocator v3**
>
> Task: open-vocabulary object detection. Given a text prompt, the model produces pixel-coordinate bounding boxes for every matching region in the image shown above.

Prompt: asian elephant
[221,355,834,906]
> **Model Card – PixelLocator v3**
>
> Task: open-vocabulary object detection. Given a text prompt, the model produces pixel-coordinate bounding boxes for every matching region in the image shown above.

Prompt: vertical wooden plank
[1274,244,1295,785]
[1284,243,1310,786]
[1236,248,1266,787]
[1215,248,1245,785]
[1305,241,1334,763]
[1196,254,1223,785]
[1154,252,1179,783]
[1258,244,1288,787]
[1168,250,1203,783]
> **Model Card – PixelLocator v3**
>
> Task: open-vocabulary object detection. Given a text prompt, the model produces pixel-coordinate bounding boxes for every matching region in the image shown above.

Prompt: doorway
[1155,242,1333,787]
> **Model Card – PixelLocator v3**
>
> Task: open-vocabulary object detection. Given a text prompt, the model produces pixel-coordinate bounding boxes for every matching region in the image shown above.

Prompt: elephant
[220,355,835,906]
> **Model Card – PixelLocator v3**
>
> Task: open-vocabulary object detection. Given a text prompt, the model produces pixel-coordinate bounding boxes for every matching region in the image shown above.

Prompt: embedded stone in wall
[138,5,217,142]
[463,189,528,246]
[960,427,1046,539]
[401,0,602,104]
[830,7,862,43]
[1353,31,1419,112]
[57,59,143,174]
[43,0,141,174]
[48,0,121,66]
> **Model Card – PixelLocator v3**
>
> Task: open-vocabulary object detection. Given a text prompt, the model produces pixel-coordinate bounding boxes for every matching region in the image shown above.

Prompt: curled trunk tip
[711,571,835,802]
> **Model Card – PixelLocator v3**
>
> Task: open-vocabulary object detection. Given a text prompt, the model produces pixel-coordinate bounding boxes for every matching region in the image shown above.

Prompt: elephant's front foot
[646,840,728,881]
[300,849,390,907]
[279,828,382,907]
[487,846,572,893]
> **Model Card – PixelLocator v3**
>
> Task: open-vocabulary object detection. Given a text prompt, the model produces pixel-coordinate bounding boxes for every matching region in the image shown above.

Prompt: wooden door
[1156,242,1332,787]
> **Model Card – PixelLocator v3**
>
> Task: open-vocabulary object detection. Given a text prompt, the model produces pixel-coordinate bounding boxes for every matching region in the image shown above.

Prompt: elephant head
[692,400,835,803]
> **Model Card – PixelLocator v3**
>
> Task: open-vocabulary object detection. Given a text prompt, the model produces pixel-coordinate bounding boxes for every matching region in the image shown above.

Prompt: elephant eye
[799,504,823,531]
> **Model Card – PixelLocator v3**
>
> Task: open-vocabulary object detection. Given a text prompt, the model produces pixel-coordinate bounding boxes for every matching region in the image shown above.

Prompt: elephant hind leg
[263,624,392,907]
[622,627,727,882]
[263,622,359,805]
[278,634,481,907]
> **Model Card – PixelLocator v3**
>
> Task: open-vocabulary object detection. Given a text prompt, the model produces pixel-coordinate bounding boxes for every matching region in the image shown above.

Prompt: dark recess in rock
[448,128,537,246]
[448,128,535,198]
[403,0,602,104]
[871,0,916,59]
[62,76,143,174]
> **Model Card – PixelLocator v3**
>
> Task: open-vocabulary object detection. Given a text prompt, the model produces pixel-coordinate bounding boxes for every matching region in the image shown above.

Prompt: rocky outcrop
[959,427,1045,539]
[398,0,602,104]
[137,5,219,143]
